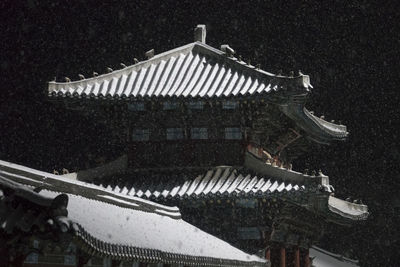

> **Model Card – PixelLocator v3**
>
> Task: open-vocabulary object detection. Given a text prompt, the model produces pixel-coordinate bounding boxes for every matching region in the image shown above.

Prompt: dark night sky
[0,1,399,266]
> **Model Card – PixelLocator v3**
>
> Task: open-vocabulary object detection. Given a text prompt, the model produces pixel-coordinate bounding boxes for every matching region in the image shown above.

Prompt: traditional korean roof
[0,160,268,266]
[48,42,311,101]
[115,166,306,201]
[47,27,348,143]
[281,105,348,143]
[93,153,368,223]
[310,246,359,267]
[328,195,369,221]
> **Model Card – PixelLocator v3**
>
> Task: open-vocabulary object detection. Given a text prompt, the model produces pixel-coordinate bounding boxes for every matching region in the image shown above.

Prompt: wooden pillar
[294,247,300,267]
[280,246,286,267]
[265,247,271,260]
[304,249,310,267]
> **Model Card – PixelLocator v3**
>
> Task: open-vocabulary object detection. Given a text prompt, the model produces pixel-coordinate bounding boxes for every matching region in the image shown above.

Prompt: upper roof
[48,42,311,100]
[47,40,348,143]
[0,160,268,266]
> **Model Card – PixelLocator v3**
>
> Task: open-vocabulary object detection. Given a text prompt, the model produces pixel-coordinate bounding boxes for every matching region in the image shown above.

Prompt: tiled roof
[280,105,349,143]
[0,160,268,267]
[328,196,369,221]
[310,246,359,267]
[48,42,311,100]
[105,167,305,201]
[100,155,368,222]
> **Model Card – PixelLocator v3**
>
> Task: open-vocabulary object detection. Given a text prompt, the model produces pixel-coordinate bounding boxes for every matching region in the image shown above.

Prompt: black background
[0,1,398,266]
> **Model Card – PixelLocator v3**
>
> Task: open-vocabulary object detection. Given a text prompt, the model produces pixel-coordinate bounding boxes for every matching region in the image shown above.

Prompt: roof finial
[64,77,71,82]
[133,58,139,64]
[194,24,206,43]
[120,63,127,68]
[93,71,99,77]
[78,74,85,80]
[220,44,235,57]
[145,49,155,59]
[106,67,113,73]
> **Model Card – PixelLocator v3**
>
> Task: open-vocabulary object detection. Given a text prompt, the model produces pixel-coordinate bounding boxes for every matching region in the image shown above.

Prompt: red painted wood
[294,247,300,267]
[304,249,310,267]
[265,247,271,260]
[280,247,286,267]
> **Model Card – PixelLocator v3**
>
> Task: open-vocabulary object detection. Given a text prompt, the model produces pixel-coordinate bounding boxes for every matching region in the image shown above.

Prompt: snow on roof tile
[48,42,310,100]
[0,170,268,266]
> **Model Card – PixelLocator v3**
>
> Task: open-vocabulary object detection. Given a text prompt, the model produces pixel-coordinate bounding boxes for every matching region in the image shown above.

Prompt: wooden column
[294,247,300,267]
[265,247,271,261]
[280,246,286,267]
[304,249,310,267]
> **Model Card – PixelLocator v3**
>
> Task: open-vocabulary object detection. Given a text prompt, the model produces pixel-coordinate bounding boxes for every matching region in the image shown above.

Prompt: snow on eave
[310,246,359,267]
[328,195,369,220]
[0,159,181,217]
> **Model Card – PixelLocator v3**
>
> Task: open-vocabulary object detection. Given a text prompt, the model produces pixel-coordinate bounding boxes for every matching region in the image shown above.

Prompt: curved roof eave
[327,195,369,221]
[48,42,310,101]
[280,104,349,143]
[0,161,269,267]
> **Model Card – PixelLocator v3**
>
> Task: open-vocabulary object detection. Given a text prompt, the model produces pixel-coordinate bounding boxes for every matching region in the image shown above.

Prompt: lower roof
[0,160,268,267]
[95,153,368,223]
[310,246,359,267]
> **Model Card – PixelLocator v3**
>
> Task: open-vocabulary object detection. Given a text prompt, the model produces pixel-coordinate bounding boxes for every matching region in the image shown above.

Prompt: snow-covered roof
[48,42,311,100]
[328,195,369,221]
[104,166,304,201]
[310,246,359,267]
[0,160,268,266]
[0,159,181,219]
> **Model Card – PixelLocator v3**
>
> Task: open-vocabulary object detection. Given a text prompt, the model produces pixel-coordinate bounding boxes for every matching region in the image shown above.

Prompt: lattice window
[166,128,184,140]
[188,101,204,110]
[191,127,208,139]
[237,227,261,240]
[63,243,76,265]
[224,127,242,140]
[24,240,39,263]
[222,100,238,109]
[132,129,150,141]
[128,102,145,111]
[163,101,178,110]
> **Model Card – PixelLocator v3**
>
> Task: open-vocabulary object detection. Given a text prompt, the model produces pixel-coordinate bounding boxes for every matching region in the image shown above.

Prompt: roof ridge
[48,41,311,99]
[0,159,181,216]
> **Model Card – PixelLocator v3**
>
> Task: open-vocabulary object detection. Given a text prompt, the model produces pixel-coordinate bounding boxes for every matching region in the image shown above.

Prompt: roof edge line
[73,222,269,266]
[0,159,181,215]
